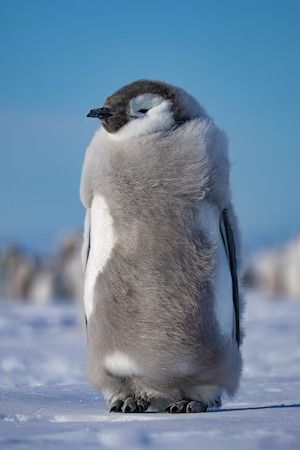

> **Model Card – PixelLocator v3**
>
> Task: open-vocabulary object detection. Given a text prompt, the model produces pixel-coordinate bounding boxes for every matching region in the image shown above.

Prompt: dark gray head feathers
[88,79,206,133]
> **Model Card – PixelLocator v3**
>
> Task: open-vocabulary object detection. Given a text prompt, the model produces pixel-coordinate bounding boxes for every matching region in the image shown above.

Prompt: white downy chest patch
[104,351,143,377]
[84,195,117,320]
[195,202,233,337]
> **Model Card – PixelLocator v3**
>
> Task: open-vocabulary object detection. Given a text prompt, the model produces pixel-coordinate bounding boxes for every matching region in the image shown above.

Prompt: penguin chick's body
[80,80,244,413]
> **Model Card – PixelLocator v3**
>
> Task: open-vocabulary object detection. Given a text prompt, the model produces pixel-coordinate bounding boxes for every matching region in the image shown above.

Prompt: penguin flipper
[82,208,91,271]
[82,208,91,329]
[220,208,241,346]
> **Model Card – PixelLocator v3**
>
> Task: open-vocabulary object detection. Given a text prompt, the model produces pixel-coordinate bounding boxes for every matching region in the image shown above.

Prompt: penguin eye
[138,108,149,114]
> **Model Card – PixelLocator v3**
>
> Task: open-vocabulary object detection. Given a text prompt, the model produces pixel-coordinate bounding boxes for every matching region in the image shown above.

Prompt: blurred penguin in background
[80,79,244,413]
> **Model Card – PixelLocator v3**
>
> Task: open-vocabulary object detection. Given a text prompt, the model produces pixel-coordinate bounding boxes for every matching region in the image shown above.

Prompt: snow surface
[0,292,300,449]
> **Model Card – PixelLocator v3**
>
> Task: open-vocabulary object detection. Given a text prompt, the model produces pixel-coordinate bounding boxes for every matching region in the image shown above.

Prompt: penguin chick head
[87,79,207,140]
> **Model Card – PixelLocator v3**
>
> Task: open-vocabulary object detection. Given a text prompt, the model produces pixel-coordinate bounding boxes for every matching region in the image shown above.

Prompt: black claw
[137,403,148,412]
[124,404,134,413]
[186,401,208,413]
[165,400,189,413]
[111,397,149,413]
[136,402,146,413]
[123,397,136,413]
[165,400,208,413]
[110,406,118,412]
[109,399,123,412]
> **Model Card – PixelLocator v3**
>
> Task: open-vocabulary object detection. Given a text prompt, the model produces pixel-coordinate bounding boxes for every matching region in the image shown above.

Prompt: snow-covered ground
[0,292,299,449]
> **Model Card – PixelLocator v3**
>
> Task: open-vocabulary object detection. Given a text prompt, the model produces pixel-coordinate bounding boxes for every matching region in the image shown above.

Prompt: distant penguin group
[80,79,244,413]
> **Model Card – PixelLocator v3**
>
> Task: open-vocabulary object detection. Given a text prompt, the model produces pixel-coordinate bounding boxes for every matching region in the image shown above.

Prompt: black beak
[87,107,113,120]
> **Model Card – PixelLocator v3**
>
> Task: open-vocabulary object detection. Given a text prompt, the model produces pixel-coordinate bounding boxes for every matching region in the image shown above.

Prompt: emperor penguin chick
[80,79,244,413]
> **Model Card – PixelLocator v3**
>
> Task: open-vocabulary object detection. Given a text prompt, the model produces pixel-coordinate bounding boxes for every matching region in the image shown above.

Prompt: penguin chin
[102,114,128,133]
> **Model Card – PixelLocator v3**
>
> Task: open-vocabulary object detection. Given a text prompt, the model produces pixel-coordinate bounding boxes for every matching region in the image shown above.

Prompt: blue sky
[0,0,299,251]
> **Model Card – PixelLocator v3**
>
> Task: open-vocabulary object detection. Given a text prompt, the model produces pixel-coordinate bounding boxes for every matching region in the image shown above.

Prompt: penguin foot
[109,397,149,413]
[165,400,208,413]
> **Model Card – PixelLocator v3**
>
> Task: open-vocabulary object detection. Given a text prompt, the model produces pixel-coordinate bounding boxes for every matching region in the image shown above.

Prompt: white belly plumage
[84,195,117,320]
